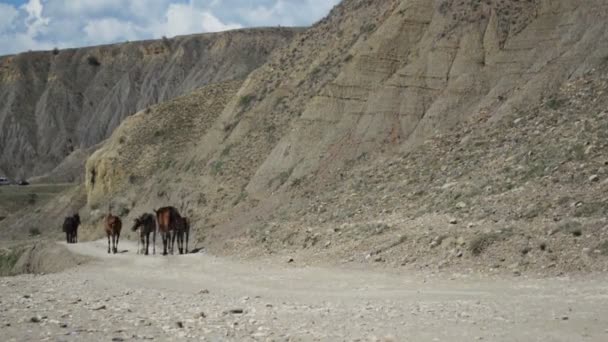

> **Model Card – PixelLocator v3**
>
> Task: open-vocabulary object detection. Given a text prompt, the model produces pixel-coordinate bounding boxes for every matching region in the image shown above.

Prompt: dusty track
[1,240,607,341]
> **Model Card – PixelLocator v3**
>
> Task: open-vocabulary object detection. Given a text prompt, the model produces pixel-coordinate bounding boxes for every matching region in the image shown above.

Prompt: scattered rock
[92,305,107,310]
[561,316,569,321]
[456,202,467,209]
[23,294,31,299]
[449,218,458,224]
[225,308,244,314]
[112,338,125,342]
[199,289,210,294]
[287,257,294,263]
[194,312,206,319]
[176,321,184,328]
[60,323,68,328]
[29,316,42,323]
[589,175,600,182]
[431,236,446,249]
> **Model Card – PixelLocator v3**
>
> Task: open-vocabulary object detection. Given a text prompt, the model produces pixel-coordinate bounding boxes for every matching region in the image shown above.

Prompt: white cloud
[83,18,140,44]
[160,2,242,37]
[0,0,340,56]
[242,0,340,27]
[0,4,19,33]
[22,0,49,36]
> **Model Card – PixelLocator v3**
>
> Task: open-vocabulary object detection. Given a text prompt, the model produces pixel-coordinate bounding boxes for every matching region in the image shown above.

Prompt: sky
[0,0,341,56]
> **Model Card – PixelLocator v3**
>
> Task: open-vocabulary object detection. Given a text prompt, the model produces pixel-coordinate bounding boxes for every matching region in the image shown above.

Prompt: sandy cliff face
[0,28,297,180]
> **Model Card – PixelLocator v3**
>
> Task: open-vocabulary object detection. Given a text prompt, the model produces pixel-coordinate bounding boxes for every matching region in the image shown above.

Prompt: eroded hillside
[0,28,298,180]
[9,0,608,274]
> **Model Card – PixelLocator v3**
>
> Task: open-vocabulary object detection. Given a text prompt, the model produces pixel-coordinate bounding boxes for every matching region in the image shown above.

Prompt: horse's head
[73,214,81,225]
[131,217,142,232]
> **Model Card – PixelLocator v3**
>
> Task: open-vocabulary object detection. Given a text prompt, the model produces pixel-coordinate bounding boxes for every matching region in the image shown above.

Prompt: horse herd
[62,206,190,256]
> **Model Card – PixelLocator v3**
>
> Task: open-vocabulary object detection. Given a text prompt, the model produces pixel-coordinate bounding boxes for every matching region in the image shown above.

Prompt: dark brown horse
[173,216,190,255]
[105,206,122,254]
[154,206,190,255]
[131,213,156,255]
[62,214,80,243]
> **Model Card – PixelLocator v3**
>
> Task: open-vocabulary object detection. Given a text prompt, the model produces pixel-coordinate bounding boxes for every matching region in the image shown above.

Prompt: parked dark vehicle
[0,177,10,185]
[17,180,29,186]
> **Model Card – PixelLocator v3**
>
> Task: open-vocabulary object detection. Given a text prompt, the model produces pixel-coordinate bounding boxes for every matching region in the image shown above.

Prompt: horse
[131,213,156,255]
[173,216,190,255]
[104,206,122,254]
[154,206,188,255]
[62,214,80,243]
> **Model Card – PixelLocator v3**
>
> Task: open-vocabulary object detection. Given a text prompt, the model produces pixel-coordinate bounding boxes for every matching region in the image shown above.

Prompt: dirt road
[1,240,607,341]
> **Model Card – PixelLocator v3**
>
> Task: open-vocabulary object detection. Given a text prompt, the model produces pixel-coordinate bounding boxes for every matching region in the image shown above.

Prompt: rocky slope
[0,28,298,180]
[6,0,608,275]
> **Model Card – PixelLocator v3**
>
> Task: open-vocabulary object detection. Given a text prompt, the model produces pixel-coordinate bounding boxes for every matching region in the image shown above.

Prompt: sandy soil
[1,240,607,341]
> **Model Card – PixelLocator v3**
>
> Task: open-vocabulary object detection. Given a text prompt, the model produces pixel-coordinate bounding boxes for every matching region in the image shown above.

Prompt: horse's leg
[170,230,175,255]
[153,227,156,255]
[115,231,120,254]
[66,231,69,243]
[179,231,184,255]
[175,230,182,254]
[107,233,111,254]
[144,232,150,255]
[165,232,170,256]
[137,232,142,254]
[185,228,189,254]
[179,231,183,255]
[75,228,78,243]
[162,231,167,256]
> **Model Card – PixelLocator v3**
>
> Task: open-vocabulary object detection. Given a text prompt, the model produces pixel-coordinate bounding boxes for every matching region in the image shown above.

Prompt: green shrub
[27,193,38,205]
[469,233,500,256]
[362,23,376,33]
[239,95,255,108]
[0,249,21,275]
[546,97,565,110]
[87,55,101,66]
[211,160,223,176]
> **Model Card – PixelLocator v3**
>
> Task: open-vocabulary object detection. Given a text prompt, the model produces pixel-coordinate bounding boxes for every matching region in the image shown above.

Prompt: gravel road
[1,240,607,341]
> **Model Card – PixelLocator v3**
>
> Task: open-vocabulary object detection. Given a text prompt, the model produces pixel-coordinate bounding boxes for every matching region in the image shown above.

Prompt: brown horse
[131,213,156,255]
[105,206,122,254]
[62,213,80,243]
[154,206,189,255]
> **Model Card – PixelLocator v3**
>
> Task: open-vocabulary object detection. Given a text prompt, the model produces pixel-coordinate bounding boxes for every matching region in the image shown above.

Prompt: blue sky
[0,0,340,55]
